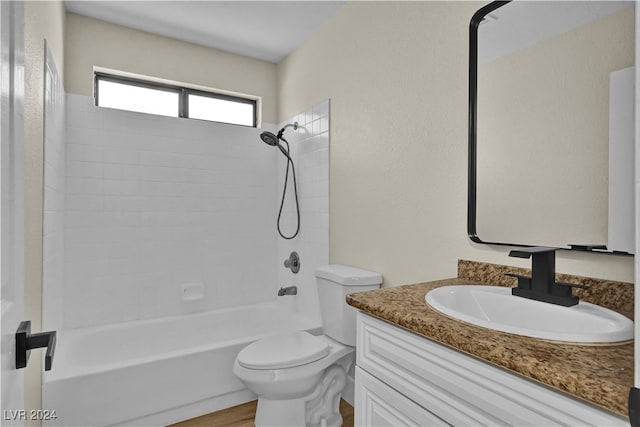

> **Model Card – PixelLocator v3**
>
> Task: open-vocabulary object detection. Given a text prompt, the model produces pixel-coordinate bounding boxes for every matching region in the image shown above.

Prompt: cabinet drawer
[355,366,448,427]
[357,312,628,426]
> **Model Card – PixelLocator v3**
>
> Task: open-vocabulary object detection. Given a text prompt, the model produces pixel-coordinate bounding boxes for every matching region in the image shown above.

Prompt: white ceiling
[64,1,346,63]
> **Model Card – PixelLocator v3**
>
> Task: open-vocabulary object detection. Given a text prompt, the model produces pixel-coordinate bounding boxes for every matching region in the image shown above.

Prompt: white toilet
[233,264,382,427]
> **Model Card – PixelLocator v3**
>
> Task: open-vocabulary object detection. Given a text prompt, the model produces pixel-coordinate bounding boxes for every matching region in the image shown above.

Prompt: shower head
[260,131,278,146]
[260,131,291,159]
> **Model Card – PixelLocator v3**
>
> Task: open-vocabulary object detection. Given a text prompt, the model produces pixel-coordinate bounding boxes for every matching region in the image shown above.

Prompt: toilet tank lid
[315,264,383,286]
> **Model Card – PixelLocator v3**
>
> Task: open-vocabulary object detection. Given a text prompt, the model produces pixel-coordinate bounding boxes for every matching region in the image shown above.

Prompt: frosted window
[97,80,179,117]
[188,94,254,126]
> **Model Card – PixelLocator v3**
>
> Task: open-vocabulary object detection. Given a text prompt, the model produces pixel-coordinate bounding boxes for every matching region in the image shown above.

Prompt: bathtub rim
[44,301,322,381]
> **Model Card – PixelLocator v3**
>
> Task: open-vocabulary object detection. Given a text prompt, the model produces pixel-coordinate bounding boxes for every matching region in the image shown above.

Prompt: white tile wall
[63,94,279,328]
[42,45,66,333]
[53,94,330,330]
[276,100,330,322]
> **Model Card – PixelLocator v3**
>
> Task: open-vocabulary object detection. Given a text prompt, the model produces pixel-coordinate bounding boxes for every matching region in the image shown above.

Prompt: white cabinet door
[356,312,629,427]
[355,366,449,427]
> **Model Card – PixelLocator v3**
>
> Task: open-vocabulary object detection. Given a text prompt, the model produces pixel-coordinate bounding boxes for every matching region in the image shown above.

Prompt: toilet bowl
[232,332,353,427]
[233,264,383,427]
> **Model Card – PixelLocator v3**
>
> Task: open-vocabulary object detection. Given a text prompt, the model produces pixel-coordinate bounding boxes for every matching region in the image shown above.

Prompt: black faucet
[507,247,588,307]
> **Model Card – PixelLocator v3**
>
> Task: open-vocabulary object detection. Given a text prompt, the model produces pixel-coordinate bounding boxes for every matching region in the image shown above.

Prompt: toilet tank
[315,264,383,346]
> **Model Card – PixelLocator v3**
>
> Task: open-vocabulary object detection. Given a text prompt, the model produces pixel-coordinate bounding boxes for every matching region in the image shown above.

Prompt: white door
[0,1,26,425]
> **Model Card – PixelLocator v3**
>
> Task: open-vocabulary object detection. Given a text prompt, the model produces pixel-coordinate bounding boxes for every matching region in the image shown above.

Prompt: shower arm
[277,122,298,140]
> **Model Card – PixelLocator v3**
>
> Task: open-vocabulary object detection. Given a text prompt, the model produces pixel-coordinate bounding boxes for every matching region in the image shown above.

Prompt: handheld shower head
[259,131,291,159]
[258,125,300,240]
[260,122,298,146]
[260,131,279,147]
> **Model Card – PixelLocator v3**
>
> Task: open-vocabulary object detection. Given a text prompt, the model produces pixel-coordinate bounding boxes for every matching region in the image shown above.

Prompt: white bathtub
[43,302,322,426]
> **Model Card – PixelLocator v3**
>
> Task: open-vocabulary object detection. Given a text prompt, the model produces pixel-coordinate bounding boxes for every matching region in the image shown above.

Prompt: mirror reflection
[471,1,635,254]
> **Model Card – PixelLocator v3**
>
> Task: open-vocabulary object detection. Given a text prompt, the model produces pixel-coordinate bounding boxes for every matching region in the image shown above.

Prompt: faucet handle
[284,251,300,274]
[505,273,531,290]
[551,281,587,304]
[556,281,590,290]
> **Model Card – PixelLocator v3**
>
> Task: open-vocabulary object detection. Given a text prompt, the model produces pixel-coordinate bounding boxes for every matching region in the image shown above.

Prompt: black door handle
[16,321,56,371]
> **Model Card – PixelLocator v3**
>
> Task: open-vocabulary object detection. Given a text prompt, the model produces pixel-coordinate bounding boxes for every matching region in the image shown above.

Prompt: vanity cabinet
[354,312,629,427]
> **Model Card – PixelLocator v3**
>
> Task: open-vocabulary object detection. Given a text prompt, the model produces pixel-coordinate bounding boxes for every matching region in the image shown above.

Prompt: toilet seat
[237,331,330,370]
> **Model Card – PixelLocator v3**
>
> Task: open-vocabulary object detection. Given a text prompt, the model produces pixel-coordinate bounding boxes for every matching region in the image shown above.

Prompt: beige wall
[64,13,278,124]
[24,1,66,424]
[277,1,634,286]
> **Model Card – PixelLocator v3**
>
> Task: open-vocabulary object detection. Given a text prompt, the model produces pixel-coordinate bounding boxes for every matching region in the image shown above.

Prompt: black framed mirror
[468,0,635,255]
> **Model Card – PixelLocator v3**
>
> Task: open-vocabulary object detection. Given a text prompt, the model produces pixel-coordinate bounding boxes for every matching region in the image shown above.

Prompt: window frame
[94,72,258,127]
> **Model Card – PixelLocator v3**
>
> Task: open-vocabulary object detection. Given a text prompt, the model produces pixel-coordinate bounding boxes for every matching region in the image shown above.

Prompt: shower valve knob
[284,251,300,274]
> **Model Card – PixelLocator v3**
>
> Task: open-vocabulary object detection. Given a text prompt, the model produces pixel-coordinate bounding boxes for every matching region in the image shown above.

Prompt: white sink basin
[425,285,633,343]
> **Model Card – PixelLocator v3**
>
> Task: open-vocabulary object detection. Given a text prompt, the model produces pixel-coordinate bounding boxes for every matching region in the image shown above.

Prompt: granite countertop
[346,261,634,418]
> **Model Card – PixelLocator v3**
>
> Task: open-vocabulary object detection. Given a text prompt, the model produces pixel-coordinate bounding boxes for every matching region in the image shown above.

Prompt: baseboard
[118,389,257,426]
[119,374,355,426]
[343,373,355,406]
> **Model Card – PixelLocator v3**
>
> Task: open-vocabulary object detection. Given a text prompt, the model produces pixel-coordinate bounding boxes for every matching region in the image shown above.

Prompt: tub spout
[278,286,297,296]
